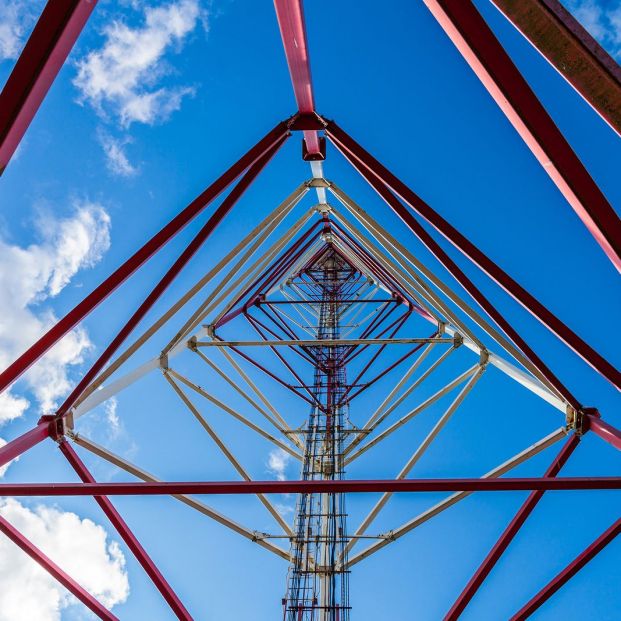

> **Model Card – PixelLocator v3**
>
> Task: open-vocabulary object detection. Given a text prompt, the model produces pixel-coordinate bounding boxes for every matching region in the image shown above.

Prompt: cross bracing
[0,1,619,620]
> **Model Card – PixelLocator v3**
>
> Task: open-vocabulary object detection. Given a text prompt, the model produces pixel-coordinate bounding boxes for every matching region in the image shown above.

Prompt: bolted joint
[159,351,170,367]
[479,349,490,366]
[302,136,326,161]
[575,406,599,436]
[288,113,326,131]
[39,414,66,442]
[185,338,197,354]
[452,332,464,349]
[308,177,330,188]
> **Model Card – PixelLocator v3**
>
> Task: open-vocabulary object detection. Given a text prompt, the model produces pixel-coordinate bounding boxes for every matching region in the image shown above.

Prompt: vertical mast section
[283,245,353,621]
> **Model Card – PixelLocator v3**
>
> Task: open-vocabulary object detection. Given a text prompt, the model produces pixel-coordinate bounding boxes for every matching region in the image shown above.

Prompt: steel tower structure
[283,245,356,621]
[0,2,619,620]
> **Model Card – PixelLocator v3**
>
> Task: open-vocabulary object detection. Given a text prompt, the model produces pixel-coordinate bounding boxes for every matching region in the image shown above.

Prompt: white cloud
[99,133,139,177]
[74,0,202,127]
[0,1,44,61]
[566,1,621,58]
[0,498,129,621]
[0,438,19,478]
[0,391,30,428]
[0,202,112,460]
[105,398,121,438]
[267,449,291,481]
[274,502,294,516]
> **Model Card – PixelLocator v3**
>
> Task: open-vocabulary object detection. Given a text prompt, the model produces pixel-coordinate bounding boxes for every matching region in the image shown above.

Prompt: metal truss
[0,1,619,620]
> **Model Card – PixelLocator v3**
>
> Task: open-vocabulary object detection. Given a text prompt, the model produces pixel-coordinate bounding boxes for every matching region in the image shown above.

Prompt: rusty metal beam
[488,0,621,136]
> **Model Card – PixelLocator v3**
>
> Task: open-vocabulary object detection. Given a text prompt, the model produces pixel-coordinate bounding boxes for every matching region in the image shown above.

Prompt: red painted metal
[214,221,324,327]
[488,0,621,137]
[0,121,289,396]
[344,341,429,402]
[273,0,321,155]
[444,433,580,620]
[244,312,322,406]
[0,514,118,620]
[0,0,614,613]
[586,414,621,452]
[421,0,621,272]
[224,343,315,405]
[511,516,621,619]
[59,440,193,621]
[325,121,621,396]
[0,422,50,470]
[326,124,580,410]
[0,477,619,496]
[0,0,98,175]
[55,136,286,418]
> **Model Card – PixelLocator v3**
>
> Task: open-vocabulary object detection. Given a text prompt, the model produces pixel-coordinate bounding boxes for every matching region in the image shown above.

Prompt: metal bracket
[574,406,599,436]
[39,414,66,442]
[479,349,490,366]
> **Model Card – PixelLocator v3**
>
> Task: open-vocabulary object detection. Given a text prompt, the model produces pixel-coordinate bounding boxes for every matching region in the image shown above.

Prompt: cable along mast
[283,245,358,621]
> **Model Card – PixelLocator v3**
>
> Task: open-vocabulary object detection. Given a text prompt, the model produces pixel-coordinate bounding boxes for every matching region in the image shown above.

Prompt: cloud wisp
[74,0,202,128]
[99,132,139,177]
[267,448,291,481]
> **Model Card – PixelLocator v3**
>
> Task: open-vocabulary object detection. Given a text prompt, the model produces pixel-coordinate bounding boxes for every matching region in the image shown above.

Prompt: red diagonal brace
[586,413,621,452]
[59,440,193,620]
[0,513,118,620]
[511,516,621,619]
[444,433,580,620]
[0,0,98,175]
[487,0,621,137]
[326,123,578,409]
[325,120,621,395]
[421,0,621,271]
[55,134,287,418]
[0,421,51,470]
[0,120,289,396]
[273,0,321,155]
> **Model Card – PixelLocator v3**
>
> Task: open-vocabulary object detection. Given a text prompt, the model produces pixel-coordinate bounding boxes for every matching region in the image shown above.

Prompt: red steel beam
[0,477,619,496]
[0,121,289,396]
[60,441,193,621]
[325,120,621,395]
[586,414,621,452]
[511,516,621,619]
[0,421,50,470]
[273,0,321,154]
[488,0,621,137]
[55,135,286,418]
[0,0,98,175]
[421,0,621,272]
[445,433,579,620]
[326,124,579,410]
[0,513,117,620]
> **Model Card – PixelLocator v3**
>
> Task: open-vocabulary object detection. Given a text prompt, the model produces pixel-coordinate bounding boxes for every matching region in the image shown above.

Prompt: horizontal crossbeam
[0,477,618,496]
[195,337,452,347]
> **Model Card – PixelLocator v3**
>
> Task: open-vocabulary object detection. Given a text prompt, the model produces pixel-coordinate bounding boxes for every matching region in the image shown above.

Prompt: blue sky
[0,0,619,619]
